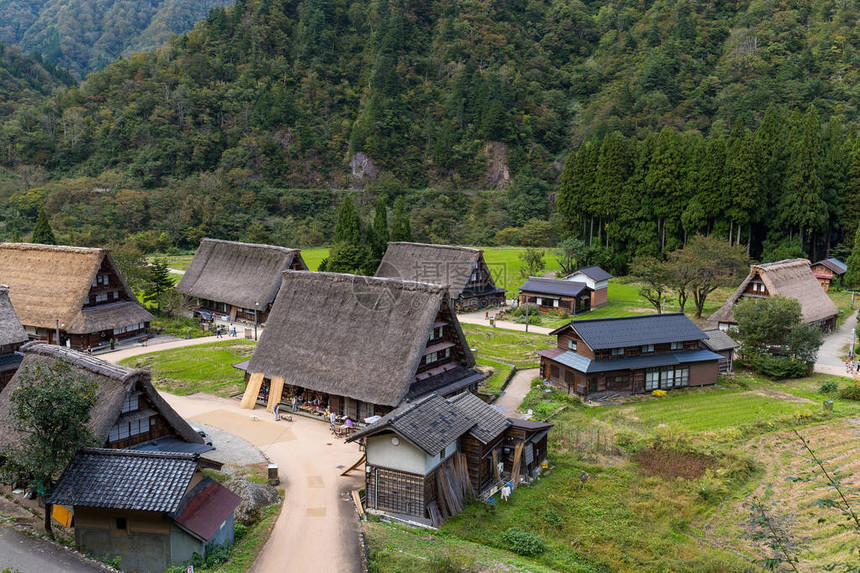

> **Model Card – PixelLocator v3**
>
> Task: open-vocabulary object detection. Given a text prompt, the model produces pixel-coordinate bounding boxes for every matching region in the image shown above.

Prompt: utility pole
[55,319,60,346]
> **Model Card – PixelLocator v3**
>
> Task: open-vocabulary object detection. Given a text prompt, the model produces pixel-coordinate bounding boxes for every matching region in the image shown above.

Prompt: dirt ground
[162,393,366,573]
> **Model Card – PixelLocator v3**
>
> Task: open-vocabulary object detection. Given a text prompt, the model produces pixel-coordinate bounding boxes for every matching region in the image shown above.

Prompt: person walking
[273,402,280,422]
[291,395,297,413]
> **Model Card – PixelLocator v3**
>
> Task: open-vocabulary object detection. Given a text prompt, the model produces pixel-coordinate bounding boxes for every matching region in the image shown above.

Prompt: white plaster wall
[366,435,427,474]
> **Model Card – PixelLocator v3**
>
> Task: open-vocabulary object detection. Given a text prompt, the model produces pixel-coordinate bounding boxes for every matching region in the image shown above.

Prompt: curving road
[814,309,858,376]
[0,525,104,573]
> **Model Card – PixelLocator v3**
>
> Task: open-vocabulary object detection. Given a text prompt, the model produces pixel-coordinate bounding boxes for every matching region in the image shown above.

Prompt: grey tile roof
[447,392,510,444]
[542,348,721,373]
[558,313,708,350]
[519,277,589,298]
[47,448,197,512]
[573,266,613,282]
[348,394,477,455]
[701,329,739,352]
[814,258,847,275]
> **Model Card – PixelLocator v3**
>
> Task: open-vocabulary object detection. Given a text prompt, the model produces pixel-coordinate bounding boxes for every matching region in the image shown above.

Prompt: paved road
[162,393,365,573]
[458,311,554,334]
[0,525,103,573]
[814,309,858,376]
[494,368,538,416]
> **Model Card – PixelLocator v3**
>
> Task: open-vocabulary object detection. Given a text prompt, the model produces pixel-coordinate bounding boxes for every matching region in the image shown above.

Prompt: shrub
[500,527,547,556]
[839,385,860,401]
[234,523,248,543]
[818,380,839,395]
[751,354,811,379]
[651,389,667,398]
[428,554,477,573]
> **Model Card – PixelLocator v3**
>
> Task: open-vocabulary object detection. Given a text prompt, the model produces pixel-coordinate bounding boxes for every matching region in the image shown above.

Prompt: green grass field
[119,340,255,397]
[463,324,554,368]
[476,357,515,398]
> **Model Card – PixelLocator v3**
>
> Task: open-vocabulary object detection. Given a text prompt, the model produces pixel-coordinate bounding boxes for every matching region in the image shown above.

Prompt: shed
[564,265,613,307]
[810,258,847,292]
[518,277,592,314]
[700,329,739,373]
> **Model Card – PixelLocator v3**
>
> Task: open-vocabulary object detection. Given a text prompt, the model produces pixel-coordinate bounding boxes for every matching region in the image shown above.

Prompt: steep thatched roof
[709,259,839,325]
[0,285,26,346]
[0,343,201,452]
[246,271,477,407]
[0,243,154,333]
[376,242,493,299]
[177,239,307,309]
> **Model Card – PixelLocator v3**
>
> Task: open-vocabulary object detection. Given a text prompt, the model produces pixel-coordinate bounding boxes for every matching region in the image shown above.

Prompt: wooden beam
[341,455,366,476]
[351,490,365,519]
[239,372,265,410]
[267,376,285,412]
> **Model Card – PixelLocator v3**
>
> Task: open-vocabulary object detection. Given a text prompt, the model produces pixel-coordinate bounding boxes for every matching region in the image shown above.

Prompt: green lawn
[463,324,554,368]
[480,247,563,297]
[299,247,329,270]
[476,357,514,398]
[119,340,255,397]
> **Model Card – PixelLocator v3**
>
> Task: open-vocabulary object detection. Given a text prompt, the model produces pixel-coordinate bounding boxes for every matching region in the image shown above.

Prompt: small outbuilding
[700,329,739,374]
[518,277,592,314]
[48,448,241,573]
[810,258,847,291]
[375,242,506,310]
[347,393,551,525]
[176,238,308,323]
[0,284,27,390]
[0,243,154,349]
[564,265,612,307]
[709,259,839,332]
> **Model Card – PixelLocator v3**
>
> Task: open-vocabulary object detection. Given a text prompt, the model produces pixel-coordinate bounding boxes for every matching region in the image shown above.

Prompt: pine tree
[371,197,389,260]
[144,258,174,311]
[645,128,687,253]
[725,126,760,251]
[333,196,363,245]
[780,106,826,249]
[843,135,860,249]
[595,132,631,248]
[390,196,412,242]
[846,226,860,288]
[31,207,56,245]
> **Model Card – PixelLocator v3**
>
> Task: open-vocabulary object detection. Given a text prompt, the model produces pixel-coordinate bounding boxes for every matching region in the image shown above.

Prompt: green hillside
[0,0,233,76]
[0,40,73,116]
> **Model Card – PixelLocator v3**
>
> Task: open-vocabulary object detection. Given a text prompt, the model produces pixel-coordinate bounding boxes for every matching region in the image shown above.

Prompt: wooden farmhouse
[176,238,308,323]
[0,243,154,349]
[538,314,721,399]
[810,258,847,291]
[375,242,506,310]
[346,392,551,526]
[0,343,207,455]
[48,448,241,573]
[241,271,486,420]
[700,329,739,374]
[0,285,27,389]
[564,265,612,307]
[518,277,592,314]
[709,259,839,331]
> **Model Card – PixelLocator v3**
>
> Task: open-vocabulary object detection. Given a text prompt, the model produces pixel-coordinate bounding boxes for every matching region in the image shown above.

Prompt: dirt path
[814,308,857,375]
[494,367,538,416]
[458,311,554,335]
[162,393,365,573]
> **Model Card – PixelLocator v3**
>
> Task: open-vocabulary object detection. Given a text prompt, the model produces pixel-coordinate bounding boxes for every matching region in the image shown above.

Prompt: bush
[838,385,860,401]
[651,389,667,398]
[428,554,477,573]
[751,354,811,379]
[500,527,547,556]
[818,380,839,395]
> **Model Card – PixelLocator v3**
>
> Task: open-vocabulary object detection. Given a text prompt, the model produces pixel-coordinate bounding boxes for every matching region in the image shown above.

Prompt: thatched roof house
[243,271,485,419]
[0,284,27,388]
[177,238,308,322]
[709,259,838,330]
[375,242,506,310]
[0,343,204,454]
[0,243,154,349]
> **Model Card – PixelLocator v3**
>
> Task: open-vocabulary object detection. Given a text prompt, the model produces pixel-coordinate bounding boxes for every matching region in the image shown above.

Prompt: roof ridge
[755,258,810,268]
[281,270,449,294]
[387,242,482,254]
[21,342,146,381]
[570,312,684,325]
[78,447,198,460]
[200,238,299,253]
[0,242,103,254]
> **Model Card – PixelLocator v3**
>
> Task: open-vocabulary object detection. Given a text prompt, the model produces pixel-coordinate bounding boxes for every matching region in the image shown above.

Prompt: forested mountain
[3,0,860,268]
[0,0,233,76]
[0,40,73,115]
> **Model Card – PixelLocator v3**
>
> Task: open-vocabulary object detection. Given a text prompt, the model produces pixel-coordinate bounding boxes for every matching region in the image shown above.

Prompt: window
[439,448,446,460]
[568,338,578,351]
[645,368,660,391]
[550,365,559,378]
[670,341,684,351]
[641,344,654,353]
[675,366,690,387]
[115,517,127,530]
[95,293,108,303]
[611,348,625,357]
[645,366,689,390]
[429,326,443,341]
[121,393,138,413]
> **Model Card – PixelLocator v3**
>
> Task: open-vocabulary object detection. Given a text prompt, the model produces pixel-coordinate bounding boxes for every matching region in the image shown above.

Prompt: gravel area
[195,422,269,467]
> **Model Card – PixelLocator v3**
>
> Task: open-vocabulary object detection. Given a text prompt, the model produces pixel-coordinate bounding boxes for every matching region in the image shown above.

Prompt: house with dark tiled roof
[0,285,27,389]
[700,329,739,374]
[810,258,847,291]
[347,393,551,525]
[518,277,592,314]
[564,265,613,307]
[48,448,241,573]
[538,313,721,399]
